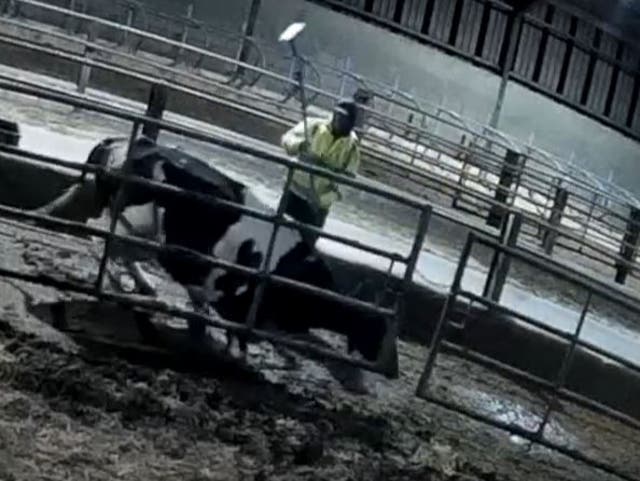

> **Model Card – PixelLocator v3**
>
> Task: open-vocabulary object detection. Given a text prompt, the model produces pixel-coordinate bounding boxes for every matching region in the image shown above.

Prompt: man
[281,98,361,247]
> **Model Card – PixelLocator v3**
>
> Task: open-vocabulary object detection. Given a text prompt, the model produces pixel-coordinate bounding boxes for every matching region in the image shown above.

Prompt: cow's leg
[111,204,163,296]
[339,341,369,395]
[185,285,210,340]
[35,180,104,223]
[124,260,157,296]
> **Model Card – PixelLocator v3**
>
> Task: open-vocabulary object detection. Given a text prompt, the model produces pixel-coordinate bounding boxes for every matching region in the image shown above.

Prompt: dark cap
[333,98,357,121]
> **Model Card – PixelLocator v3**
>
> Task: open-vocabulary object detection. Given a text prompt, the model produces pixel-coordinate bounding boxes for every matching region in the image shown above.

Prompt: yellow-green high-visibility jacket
[281,117,361,211]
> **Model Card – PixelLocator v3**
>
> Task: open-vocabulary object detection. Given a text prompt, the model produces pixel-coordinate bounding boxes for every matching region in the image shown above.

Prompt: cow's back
[154,146,247,286]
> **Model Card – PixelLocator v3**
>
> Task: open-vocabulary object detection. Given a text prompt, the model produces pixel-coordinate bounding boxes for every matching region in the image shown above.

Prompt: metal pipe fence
[4,0,637,208]
[2,68,639,294]
[0,12,639,475]
[1,0,640,285]
[415,225,640,481]
[0,2,624,211]
[0,74,438,377]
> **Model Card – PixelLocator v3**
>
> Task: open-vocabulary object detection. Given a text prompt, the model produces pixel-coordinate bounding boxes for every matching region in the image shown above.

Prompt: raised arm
[281,120,307,156]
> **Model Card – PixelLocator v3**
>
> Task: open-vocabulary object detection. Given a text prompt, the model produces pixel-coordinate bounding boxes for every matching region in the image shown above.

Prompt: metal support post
[338,56,351,97]
[615,206,640,284]
[141,83,168,141]
[487,149,523,228]
[95,83,166,290]
[535,291,592,439]
[489,10,523,129]
[416,231,475,395]
[76,25,96,94]
[353,87,373,142]
[487,212,522,303]
[579,191,598,253]
[121,4,135,50]
[383,206,431,378]
[542,186,569,255]
[240,168,295,343]
[65,0,77,34]
[5,0,20,18]
[482,209,515,298]
[94,120,141,292]
[174,3,194,64]
[234,0,261,78]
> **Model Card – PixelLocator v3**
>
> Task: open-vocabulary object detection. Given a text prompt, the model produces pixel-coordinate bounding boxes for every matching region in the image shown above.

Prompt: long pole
[290,41,309,144]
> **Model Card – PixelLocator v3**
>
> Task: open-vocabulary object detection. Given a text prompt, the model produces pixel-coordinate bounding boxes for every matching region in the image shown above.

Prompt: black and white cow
[39,136,396,373]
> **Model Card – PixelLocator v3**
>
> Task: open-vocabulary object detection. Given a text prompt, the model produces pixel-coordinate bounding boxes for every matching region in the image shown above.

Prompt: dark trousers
[284,190,328,247]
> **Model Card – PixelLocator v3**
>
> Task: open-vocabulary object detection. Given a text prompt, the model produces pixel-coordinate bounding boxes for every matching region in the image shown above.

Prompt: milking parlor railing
[2,0,640,288]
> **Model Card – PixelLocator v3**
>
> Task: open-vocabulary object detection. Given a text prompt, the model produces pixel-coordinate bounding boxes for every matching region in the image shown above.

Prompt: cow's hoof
[339,369,371,396]
[134,311,158,344]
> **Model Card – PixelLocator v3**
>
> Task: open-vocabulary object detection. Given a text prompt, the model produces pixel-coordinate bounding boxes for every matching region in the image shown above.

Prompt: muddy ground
[0,217,639,481]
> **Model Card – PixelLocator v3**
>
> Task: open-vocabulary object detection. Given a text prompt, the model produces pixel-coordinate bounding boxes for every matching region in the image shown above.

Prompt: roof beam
[509,0,541,14]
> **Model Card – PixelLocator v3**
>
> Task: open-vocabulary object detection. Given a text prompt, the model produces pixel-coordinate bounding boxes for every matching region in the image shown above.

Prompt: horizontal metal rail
[0,13,639,285]
[439,341,640,433]
[0,201,396,318]
[9,0,635,209]
[471,231,640,312]
[456,289,640,372]
[0,145,410,265]
[419,390,639,481]
[1,5,633,216]
[0,264,391,374]
[0,77,431,211]
[415,227,640,481]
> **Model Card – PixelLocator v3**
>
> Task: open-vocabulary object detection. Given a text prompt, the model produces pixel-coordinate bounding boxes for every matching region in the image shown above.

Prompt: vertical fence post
[579,191,598,253]
[535,291,592,440]
[338,56,351,97]
[94,83,167,291]
[489,10,523,128]
[174,3,194,65]
[542,186,569,255]
[76,24,96,94]
[65,0,77,34]
[487,212,522,303]
[234,0,261,79]
[141,83,168,141]
[482,208,515,298]
[487,149,523,228]
[416,231,475,395]
[615,205,640,284]
[94,120,141,292]
[353,87,373,142]
[383,206,431,378]
[239,167,295,348]
[5,0,20,18]
[452,135,470,209]
[121,3,135,50]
